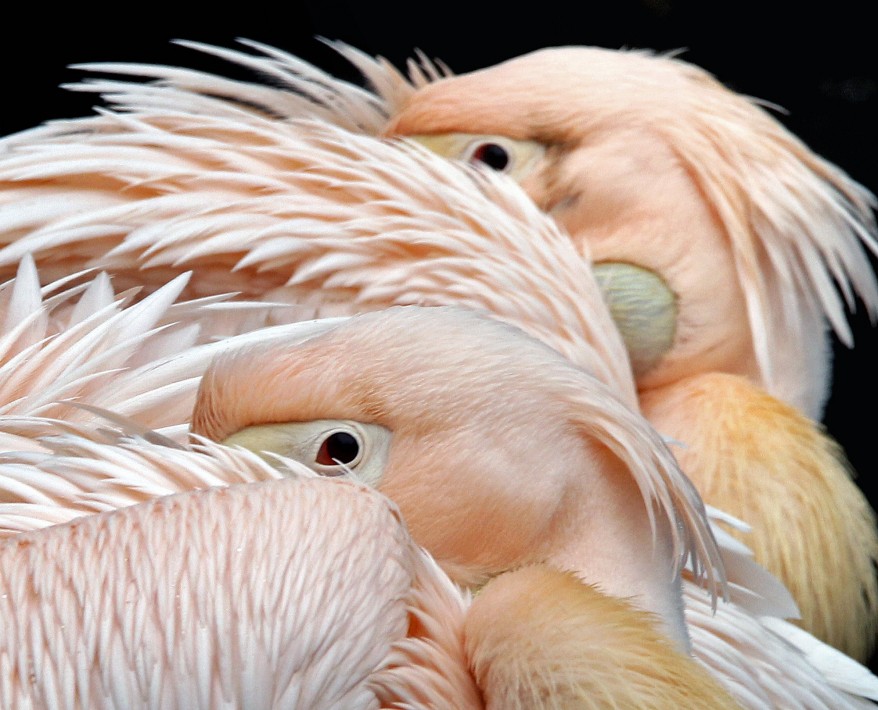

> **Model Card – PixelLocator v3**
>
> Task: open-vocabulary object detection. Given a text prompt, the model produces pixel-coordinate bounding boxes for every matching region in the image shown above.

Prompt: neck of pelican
[545,457,690,651]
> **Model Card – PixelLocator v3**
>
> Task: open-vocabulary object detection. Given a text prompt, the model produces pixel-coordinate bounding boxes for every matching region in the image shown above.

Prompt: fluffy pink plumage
[0,37,876,706]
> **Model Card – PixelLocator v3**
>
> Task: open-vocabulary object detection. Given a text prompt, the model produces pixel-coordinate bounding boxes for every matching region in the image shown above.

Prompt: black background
[4,0,877,670]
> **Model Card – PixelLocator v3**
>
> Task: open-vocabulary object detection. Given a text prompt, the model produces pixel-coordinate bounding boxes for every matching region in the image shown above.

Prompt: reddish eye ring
[469,142,510,171]
[315,430,361,467]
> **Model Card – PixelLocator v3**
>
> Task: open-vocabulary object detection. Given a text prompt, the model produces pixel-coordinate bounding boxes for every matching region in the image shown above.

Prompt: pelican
[383,46,877,417]
[0,269,733,707]
[379,46,878,658]
[2,294,877,706]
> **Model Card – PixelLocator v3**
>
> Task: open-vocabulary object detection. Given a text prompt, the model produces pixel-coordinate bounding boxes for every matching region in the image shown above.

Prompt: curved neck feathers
[543,453,690,651]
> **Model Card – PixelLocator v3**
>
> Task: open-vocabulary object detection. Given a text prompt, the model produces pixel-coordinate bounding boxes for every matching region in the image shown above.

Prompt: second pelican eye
[469,142,510,171]
[403,134,545,183]
[316,430,362,466]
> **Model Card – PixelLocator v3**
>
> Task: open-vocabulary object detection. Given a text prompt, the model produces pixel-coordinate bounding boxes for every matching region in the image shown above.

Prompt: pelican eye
[403,133,545,182]
[469,142,510,171]
[316,430,361,467]
[220,420,392,488]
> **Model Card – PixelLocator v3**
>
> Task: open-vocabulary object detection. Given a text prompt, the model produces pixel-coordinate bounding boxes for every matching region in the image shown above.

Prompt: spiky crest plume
[0,105,633,401]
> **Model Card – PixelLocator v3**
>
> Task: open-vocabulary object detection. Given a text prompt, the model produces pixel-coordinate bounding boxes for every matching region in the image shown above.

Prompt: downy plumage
[0,42,874,658]
[2,290,876,707]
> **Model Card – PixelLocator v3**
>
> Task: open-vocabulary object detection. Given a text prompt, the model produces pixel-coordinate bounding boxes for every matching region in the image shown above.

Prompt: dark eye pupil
[316,431,360,466]
[471,143,510,171]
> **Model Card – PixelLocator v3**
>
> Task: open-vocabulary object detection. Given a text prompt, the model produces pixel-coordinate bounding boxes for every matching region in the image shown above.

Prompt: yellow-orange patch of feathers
[465,565,741,709]
[641,373,878,661]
